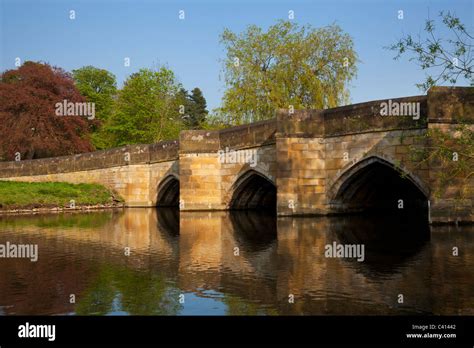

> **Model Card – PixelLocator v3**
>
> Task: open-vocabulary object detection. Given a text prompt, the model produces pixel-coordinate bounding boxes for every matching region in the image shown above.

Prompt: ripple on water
[0,210,472,315]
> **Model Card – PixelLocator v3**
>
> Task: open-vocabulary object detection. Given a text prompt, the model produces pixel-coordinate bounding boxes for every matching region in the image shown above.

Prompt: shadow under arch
[156,207,180,237]
[329,156,429,216]
[329,214,430,276]
[229,211,277,252]
[156,175,179,207]
[229,169,276,210]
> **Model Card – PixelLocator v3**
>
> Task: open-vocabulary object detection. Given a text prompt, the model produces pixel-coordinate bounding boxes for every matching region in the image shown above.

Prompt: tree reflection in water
[0,208,471,315]
[76,265,181,315]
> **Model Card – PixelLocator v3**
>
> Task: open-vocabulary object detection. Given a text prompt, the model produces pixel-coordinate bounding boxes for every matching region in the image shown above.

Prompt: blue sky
[0,0,472,111]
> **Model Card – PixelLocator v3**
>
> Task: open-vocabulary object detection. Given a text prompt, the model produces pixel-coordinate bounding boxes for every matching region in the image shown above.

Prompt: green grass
[0,181,123,210]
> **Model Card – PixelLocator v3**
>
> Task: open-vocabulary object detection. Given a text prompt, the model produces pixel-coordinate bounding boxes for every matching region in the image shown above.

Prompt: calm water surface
[0,209,472,315]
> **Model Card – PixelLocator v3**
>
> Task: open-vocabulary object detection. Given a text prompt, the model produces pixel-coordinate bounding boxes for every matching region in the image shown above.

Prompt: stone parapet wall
[0,140,178,178]
[178,120,277,211]
[277,95,428,139]
[0,86,472,223]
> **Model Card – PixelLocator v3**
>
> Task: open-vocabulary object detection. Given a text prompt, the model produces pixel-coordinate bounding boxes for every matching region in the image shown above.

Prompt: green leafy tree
[200,111,231,131]
[72,66,117,149]
[218,20,358,124]
[72,66,117,119]
[106,67,183,146]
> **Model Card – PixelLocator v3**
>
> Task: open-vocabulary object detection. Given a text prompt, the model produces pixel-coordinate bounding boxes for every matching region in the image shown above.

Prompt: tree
[218,20,358,124]
[72,66,117,120]
[389,12,473,201]
[188,88,208,128]
[105,67,183,146]
[178,87,208,129]
[72,66,117,149]
[0,61,95,160]
[388,11,473,91]
[176,87,191,126]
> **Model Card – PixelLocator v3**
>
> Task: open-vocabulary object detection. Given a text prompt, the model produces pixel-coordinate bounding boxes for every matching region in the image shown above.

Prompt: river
[0,209,472,315]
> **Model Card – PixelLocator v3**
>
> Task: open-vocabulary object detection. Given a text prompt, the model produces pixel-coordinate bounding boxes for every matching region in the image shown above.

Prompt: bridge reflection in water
[0,209,472,315]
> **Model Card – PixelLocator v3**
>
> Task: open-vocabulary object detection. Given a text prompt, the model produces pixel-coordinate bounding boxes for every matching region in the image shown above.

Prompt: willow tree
[218,20,358,124]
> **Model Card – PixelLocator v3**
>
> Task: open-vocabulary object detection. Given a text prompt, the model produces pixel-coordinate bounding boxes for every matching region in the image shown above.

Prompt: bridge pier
[0,87,471,224]
[178,121,277,211]
[178,130,225,210]
[275,138,328,215]
[425,87,474,223]
[273,87,473,224]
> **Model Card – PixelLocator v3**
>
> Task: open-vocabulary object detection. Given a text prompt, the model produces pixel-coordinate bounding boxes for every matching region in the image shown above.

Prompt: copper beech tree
[0,61,96,160]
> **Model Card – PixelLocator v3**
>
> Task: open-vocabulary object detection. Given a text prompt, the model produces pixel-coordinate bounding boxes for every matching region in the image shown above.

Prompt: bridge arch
[328,155,429,214]
[156,174,180,207]
[228,169,276,210]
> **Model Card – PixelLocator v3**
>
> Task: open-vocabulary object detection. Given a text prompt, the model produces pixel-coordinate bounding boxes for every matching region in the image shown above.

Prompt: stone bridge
[0,87,472,224]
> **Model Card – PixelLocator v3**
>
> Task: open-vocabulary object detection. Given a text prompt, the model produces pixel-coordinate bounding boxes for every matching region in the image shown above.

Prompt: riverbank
[0,181,124,215]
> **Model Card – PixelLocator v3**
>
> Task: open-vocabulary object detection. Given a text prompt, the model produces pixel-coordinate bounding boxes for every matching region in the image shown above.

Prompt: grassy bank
[0,181,123,210]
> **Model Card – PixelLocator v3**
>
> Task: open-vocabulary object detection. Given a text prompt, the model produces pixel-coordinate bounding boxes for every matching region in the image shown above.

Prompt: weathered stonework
[274,87,473,223]
[425,87,474,223]
[0,142,179,207]
[178,120,276,210]
[0,87,472,223]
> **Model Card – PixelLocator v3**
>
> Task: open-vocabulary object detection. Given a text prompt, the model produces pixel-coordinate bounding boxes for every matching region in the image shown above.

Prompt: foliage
[0,181,122,209]
[389,12,473,198]
[0,62,95,160]
[105,67,184,146]
[410,125,474,199]
[72,65,117,120]
[187,87,208,128]
[72,66,118,149]
[388,11,473,91]
[200,111,232,130]
[218,20,358,124]
[177,87,209,129]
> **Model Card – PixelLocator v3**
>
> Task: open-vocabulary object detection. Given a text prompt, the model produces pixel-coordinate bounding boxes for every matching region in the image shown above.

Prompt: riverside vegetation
[0,181,123,212]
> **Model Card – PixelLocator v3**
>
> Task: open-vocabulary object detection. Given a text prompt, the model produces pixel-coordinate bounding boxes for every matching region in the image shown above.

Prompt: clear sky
[1,0,472,111]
